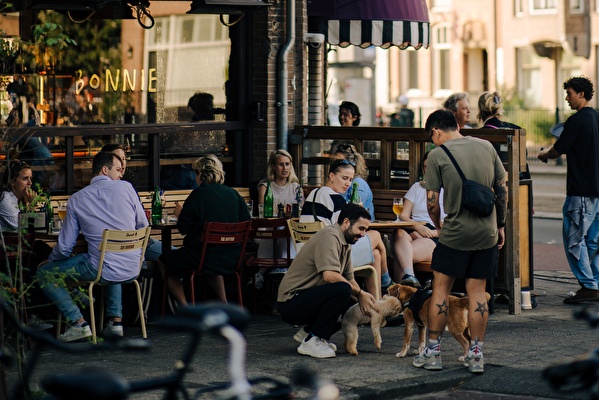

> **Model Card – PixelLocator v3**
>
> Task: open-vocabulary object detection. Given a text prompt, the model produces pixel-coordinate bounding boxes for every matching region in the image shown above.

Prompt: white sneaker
[59,323,92,342]
[102,320,124,337]
[297,336,336,359]
[293,327,337,352]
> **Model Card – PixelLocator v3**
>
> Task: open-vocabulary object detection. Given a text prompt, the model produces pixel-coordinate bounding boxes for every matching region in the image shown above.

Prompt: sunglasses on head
[334,158,356,167]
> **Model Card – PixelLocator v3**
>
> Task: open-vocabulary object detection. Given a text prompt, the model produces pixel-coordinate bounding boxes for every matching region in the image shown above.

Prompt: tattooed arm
[493,176,508,250]
[426,189,442,231]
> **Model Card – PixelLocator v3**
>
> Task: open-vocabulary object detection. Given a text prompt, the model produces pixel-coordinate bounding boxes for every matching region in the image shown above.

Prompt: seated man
[37,152,148,342]
[277,203,377,359]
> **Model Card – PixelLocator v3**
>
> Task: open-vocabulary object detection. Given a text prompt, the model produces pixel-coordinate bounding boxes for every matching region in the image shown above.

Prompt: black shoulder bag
[440,145,497,217]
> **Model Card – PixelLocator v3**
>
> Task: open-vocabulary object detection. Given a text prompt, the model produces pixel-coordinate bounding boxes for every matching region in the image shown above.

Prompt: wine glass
[392,198,403,222]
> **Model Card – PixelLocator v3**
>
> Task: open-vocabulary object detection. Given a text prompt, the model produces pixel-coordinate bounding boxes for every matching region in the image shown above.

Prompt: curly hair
[193,154,225,184]
[563,76,594,101]
[477,91,503,122]
[442,92,469,112]
[334,144,368,179]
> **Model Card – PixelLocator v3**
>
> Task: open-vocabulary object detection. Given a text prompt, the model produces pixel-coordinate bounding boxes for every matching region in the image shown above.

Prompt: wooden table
[151,222,179,253]
[368,220,426,233]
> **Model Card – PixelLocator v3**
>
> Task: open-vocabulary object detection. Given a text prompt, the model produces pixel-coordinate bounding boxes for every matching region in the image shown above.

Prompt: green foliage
[32,22,77,50]
[35,11,121,75]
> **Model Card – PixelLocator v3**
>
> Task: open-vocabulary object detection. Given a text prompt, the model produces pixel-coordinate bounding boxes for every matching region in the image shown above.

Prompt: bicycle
[2,300,336,399]
[542,307,599,399]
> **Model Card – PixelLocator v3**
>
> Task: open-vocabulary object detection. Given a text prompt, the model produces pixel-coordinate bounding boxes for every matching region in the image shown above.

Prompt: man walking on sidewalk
[414,109,507,373]
[538,76,599,303]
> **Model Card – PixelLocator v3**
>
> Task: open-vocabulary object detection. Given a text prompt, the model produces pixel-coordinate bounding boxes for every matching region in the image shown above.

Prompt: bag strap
[311,187,322,221]
[440,145,466,181]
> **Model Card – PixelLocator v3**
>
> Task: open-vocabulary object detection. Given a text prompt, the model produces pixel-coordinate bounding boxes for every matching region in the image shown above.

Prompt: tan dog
[387,283,490,362]
[342,295,403,356]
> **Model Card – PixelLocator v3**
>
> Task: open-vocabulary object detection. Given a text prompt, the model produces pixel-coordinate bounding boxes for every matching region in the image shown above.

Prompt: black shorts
[431,242,498,279]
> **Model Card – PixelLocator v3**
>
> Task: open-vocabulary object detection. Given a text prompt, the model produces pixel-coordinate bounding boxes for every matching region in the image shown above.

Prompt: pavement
[8,165,599,400]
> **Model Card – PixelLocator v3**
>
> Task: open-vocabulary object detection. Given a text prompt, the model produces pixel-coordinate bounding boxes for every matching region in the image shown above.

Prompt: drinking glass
[392,198,403,222]
[57,202,67,225]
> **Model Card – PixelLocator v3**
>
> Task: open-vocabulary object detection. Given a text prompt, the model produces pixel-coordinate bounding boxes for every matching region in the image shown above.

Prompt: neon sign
[75,68,157,94]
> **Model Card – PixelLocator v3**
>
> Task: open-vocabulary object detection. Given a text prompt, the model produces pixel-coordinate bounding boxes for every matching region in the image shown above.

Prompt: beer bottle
[350,182,362,205]
[264,181,274,218]
[151,186,162,224]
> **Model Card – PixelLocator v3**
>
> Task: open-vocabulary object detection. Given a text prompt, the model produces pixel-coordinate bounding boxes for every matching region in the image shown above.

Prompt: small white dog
[342,295,403,356]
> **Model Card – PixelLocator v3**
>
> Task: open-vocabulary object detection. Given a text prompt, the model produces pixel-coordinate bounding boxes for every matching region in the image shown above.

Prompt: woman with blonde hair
[257,149,303,210]
[477,91,521,129]
[253,150,304,288]
[158,154,250,304]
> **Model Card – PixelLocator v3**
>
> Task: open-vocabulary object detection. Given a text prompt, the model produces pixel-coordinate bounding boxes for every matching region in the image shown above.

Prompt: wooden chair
[287,220,380,299]
[160,220,251,314]
[246,218,292,312]
[286,220,324,254]
[56,226,151,344]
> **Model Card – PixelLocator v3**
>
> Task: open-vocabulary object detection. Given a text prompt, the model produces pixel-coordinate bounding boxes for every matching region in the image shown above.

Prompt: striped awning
[307,0,430,50]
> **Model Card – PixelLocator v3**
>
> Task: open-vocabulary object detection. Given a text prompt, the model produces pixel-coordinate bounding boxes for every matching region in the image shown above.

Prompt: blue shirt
[49,175,148,282]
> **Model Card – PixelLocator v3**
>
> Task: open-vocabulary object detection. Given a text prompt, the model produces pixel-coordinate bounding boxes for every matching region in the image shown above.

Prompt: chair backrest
[249,217,291,262]
[198,220,252,274]
[286,220,324,254]
[94,226,152,284]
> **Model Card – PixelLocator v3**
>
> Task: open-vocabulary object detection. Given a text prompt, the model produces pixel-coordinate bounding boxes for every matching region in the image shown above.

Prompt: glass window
[570,0,583,13]
[432,24,451,93]
[432,0,452,9]
[516,48,542,106]
[514,0,524,15]
[531,0,557,12]
[145,14,230,120]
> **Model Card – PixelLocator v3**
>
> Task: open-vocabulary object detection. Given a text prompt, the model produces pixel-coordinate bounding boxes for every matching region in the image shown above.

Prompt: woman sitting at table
[157,154,250,305]
[0,160,37,231]
[300,158,393,295]
[333,144,374,220]
[253,149,303,289]
[392,151,446,287]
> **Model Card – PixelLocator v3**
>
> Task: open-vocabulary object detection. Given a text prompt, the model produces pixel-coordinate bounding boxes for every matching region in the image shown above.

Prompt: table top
[369,220,426,229]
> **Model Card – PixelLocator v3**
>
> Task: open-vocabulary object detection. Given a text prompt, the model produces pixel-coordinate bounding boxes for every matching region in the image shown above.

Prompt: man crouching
[277,203,377,358]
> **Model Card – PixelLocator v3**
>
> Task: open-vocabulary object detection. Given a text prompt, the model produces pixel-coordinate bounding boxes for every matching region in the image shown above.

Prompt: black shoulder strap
[440,145,466,181]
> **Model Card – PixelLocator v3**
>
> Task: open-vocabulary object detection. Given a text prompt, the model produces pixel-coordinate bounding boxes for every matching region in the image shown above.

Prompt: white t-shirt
[404,181,446,227]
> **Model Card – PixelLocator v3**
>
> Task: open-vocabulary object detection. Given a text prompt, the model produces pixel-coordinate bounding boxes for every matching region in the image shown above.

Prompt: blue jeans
[37,254,123,324]
[562,196,599,290]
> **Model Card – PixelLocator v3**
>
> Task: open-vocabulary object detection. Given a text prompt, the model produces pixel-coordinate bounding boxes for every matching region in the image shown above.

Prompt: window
[569,0,583,13]
[432,24,451,94]
[145,14,230,117]
[514,0,524,16]
[432,0,452,9]
[530,0,557,13]
[516,48,541,106]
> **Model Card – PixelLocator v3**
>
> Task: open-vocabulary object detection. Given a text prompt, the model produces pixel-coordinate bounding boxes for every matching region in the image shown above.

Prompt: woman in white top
[393,152,445,287]
[254,150,303,288]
